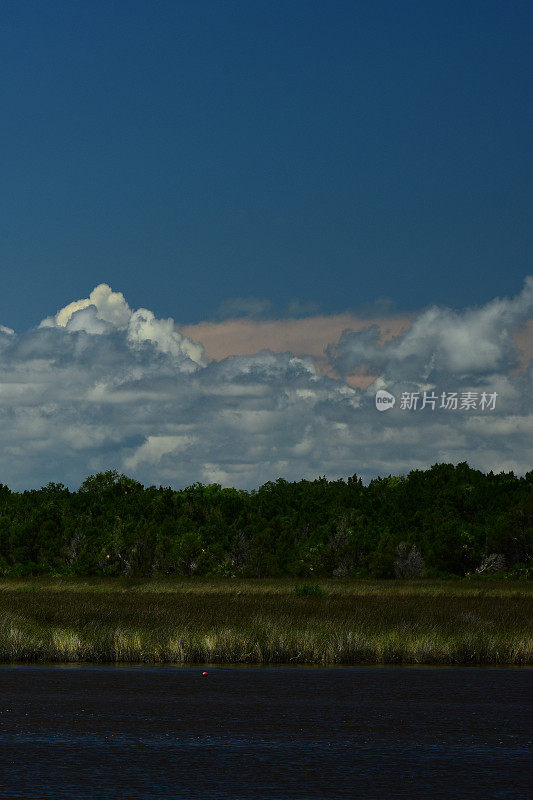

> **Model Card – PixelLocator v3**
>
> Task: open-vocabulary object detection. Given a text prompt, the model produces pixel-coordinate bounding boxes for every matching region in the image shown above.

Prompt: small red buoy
[202,671,208,676]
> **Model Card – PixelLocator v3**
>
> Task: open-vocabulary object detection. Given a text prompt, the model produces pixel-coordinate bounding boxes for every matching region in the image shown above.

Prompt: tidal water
[0,665,530,799]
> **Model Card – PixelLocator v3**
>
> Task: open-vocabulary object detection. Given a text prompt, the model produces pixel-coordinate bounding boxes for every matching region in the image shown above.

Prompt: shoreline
[0,662,531,670]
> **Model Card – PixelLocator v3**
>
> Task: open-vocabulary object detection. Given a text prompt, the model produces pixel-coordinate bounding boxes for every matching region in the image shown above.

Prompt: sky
[0,1,532,489]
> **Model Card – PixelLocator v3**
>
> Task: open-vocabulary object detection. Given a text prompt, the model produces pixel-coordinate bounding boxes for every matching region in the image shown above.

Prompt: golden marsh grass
[0,577,530,665]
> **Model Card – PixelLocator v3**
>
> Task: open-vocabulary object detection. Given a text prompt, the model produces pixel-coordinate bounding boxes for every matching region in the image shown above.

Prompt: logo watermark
[375,390,396,411]
[375,390,498,411]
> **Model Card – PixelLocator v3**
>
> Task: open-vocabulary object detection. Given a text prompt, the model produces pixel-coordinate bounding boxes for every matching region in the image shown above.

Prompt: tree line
[0,462,531,579]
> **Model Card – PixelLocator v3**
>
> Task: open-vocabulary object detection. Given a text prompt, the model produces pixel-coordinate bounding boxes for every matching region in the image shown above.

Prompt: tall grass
[0,578,530,665]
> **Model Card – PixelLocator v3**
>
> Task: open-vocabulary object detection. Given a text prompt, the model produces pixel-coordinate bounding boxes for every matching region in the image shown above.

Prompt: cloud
[216,296,321,321]
[329,276,533,381]
[285,299,321,317]
[123,434,198,471]
[180,311,412,385]
[216,296,274,320]
[40,283,205,367]
[0,280,531,490]
[40,283,132,330]
[127,308,205,367]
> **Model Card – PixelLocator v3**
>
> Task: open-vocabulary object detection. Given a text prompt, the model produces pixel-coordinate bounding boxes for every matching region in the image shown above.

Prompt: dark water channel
[0,665,530,799]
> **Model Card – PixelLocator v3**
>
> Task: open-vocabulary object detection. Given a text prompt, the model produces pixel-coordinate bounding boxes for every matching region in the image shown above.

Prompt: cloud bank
[0,280,531,490]
[180,312,412,387]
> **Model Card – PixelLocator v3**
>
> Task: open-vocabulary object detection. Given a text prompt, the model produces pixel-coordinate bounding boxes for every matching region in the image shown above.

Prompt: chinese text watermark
[375,390,498,412]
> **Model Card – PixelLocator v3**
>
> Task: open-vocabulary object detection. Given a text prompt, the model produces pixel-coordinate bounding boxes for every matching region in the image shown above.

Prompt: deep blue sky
[1,0,532,331]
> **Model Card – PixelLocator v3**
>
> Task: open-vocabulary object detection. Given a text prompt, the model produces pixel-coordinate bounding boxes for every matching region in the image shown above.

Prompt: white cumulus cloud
[329,276,533,381]
[0,280,530,490]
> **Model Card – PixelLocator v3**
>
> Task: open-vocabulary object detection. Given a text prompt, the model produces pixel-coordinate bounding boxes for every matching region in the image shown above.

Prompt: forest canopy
[0,463,531,579]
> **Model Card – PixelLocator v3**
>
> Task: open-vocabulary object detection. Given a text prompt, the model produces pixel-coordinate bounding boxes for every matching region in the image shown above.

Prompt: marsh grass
[292,582,327,598]
[0,578,530,665]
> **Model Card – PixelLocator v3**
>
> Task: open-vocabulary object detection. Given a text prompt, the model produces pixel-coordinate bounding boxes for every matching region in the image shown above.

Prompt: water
[0,665,530,799]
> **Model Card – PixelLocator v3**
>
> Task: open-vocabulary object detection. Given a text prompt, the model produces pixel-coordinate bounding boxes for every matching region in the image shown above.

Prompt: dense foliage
[0,463,531,578]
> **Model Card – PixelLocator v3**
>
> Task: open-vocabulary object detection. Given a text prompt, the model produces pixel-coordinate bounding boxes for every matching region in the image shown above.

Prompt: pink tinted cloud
[180,313,412,388]
[513,318,533,373]
[180,313,533,388]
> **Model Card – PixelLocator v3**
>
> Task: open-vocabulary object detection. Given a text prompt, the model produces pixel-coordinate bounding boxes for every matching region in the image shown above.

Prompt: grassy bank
[0,578,531,665]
